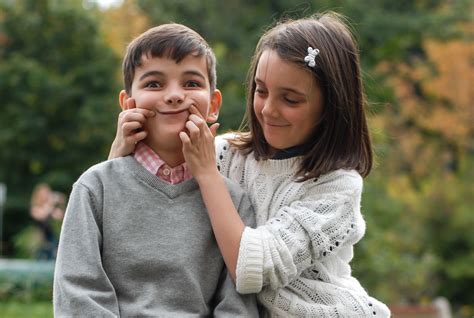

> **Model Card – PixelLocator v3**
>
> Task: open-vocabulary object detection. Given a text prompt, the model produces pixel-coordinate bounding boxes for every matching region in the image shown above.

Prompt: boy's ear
[119,90,130,111]
[206,89,222,123]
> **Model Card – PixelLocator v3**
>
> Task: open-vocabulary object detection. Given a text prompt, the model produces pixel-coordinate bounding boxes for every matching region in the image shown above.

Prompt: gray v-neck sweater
[54,156,258,317]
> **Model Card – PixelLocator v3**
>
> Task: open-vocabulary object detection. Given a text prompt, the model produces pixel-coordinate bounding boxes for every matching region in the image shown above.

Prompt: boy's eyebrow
[139,71,164,81]
[255,77,306,96]
[138,70,207,81]
[183,70,206,80]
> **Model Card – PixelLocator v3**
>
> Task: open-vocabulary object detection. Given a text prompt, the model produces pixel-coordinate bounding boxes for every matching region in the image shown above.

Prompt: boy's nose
[165,90,184,105]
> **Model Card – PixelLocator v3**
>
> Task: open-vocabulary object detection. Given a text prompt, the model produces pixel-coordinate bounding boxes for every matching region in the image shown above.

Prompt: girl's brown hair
[231,12,372,180]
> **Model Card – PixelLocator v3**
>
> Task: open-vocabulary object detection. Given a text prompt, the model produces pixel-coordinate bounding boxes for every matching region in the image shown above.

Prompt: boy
[53,24,258,317]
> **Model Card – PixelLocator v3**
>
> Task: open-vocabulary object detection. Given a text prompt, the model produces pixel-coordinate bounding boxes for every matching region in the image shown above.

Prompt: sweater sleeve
[236,171,365,294]
[53,182,119,317]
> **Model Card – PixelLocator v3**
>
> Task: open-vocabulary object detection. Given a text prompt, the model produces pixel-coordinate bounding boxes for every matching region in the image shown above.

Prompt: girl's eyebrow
[255,77,306,96]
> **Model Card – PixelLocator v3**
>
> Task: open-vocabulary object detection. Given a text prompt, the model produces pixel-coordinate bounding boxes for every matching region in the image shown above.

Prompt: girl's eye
[255,88,267,95]
[284,97,299,104]
[145,81,161,88]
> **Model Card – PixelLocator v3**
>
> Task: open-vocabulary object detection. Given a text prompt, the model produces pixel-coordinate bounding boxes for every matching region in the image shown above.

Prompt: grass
[0,301,53,318]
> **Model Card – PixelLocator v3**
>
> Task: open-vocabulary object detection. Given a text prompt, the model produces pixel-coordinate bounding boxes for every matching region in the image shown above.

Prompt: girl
[110,12,390,318]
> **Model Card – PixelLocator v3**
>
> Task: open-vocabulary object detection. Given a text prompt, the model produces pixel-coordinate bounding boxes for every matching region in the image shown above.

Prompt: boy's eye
[185,80,201,88]
[145,81,161,88]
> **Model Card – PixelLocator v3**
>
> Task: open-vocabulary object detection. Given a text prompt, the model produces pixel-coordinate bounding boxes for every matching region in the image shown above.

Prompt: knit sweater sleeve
[53,181,119,317]
[236,170,365,294]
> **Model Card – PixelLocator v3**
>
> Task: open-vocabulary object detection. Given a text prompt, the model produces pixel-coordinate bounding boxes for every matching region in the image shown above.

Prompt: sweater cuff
[236,227,263,294]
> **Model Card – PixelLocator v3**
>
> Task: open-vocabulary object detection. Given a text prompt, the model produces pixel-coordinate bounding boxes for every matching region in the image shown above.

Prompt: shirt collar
[134,142,192,184]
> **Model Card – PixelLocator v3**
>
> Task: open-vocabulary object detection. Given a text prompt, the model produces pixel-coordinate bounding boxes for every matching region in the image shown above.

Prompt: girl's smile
[253,50,324,151]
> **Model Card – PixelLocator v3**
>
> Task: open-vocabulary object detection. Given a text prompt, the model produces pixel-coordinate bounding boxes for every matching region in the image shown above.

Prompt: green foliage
[0,301,53,318]
[0,0,120,253]
[11,226,44,259]
[0,259,54,302]
[355,152,474,313]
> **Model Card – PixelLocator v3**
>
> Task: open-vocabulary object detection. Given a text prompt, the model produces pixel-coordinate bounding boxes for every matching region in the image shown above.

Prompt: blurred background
[0,0,472,316]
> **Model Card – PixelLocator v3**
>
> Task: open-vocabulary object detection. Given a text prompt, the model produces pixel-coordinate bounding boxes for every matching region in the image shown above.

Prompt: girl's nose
[261,99,278,118]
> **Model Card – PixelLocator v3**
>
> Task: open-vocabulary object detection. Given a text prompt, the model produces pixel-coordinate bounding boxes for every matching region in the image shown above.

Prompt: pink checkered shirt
[134,142,192,184]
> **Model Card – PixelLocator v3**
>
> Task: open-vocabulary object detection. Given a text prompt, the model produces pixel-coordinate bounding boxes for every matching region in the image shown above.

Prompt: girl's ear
[206,89,222,123]
[119,90,130,111]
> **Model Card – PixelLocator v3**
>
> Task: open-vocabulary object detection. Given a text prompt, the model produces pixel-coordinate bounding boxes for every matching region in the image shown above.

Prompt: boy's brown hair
[232,12,373,180]
[122,23,217,95]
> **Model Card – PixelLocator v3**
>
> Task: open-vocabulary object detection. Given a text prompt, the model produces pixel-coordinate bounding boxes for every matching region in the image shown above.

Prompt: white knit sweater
[216,134,390,318]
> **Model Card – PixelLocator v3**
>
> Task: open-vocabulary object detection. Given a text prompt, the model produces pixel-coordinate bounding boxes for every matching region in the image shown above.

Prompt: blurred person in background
[29,183,65,260]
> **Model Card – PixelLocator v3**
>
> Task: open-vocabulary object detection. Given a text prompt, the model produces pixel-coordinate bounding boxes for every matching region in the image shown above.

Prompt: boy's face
[120,54,221,154]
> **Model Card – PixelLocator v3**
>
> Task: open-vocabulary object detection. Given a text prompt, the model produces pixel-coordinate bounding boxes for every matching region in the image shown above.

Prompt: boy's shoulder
[75,156,133,186]
[221,176,254,226]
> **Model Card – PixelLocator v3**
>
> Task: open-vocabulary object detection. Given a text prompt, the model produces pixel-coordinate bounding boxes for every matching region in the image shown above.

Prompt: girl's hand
[179,105,220,182]
[108,98,155,159]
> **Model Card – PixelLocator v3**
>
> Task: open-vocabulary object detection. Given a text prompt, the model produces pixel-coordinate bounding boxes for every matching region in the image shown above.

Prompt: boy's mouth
[156,107,189,115]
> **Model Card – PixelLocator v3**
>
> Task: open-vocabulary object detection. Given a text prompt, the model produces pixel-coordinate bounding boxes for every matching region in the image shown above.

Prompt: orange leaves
[420,37,474,147]
[98,0,151,56]
[373,29,473,179]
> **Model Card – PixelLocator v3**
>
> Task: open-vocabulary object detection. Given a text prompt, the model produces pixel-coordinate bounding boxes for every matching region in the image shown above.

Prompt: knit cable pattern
[215,134,390,317]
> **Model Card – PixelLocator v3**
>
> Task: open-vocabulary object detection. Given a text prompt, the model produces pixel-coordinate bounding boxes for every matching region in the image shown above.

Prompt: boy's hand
[108,98,155,159]
[180,105,220,181]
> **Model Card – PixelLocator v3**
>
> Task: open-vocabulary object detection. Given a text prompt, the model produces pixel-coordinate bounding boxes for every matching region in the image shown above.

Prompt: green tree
[0,0,120,255]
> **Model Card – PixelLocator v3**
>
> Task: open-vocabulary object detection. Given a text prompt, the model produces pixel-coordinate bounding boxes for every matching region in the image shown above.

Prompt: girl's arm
[182,108,365,294]
[180,107,244,280]
[108,98,155,159]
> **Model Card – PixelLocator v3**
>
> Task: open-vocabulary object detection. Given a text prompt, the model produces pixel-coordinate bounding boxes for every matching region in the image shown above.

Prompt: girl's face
[253,50,324,151]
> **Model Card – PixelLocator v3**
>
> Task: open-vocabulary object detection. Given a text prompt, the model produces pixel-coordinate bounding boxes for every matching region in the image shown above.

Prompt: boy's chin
[146,130,184,148]
[146,123,186,139]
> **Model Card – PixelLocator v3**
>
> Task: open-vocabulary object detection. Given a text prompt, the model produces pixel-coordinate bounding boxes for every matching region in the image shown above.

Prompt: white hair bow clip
[304,46,320,68]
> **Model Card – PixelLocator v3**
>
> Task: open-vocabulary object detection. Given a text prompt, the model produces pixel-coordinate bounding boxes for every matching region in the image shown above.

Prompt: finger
[119,110,141,124]
[122,108,154,120]
[189,105,205,119]
[133,130,147,142]
[185,121,200,139]
[120,113,147,125]
[179,131,191,144]
[188,113,206,125]
[122,122,143,135]
[209,123,220,137]
[125,98,137,110]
